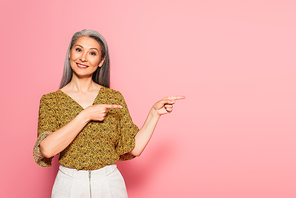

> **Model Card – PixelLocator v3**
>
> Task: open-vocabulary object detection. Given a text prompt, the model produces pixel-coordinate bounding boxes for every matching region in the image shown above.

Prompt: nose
[80,52,87,62]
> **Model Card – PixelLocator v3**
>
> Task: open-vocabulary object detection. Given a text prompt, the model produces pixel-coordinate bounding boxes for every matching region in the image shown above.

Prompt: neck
[68,74,97,93]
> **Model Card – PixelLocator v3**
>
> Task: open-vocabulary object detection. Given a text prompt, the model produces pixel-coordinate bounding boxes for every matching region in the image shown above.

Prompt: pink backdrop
[1,0,295,197]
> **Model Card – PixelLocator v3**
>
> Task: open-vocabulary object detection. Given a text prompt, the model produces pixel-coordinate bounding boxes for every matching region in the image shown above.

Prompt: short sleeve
[37,95,59,136]
[33,94,58,167]
[115,92,139,161]
[33,131,52,167]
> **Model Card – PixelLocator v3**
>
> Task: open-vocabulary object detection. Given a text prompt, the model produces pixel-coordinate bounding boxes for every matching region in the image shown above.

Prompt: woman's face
[69,36,105,78]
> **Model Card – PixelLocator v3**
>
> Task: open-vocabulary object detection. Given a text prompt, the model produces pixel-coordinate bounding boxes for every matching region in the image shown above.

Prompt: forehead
[74,36,101,50]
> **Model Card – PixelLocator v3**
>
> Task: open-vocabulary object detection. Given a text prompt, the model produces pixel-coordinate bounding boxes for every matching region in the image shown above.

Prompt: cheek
[69,51,79,60]
[90,57,102,66]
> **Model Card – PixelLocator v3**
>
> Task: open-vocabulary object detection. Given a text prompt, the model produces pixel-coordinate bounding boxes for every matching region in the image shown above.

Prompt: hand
[152,96,185,116]
[83,104,122,121]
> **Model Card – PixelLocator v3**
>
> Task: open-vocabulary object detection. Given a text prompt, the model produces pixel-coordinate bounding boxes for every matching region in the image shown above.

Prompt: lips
[76,63,89,68]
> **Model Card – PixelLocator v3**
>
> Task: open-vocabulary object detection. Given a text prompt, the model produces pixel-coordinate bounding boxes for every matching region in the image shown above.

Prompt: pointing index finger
[103,104,123,109]
[167,96,186,100]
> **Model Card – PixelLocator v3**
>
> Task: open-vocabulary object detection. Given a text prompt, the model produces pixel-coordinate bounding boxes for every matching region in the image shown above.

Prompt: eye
[90,52,97,56]
[75,47,82,52]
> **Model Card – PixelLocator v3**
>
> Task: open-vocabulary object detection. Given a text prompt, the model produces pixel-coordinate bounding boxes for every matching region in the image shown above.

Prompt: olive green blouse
[33,86,139,170]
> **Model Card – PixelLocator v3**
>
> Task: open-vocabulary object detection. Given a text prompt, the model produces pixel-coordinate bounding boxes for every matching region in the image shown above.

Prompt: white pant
[51,164,128,198]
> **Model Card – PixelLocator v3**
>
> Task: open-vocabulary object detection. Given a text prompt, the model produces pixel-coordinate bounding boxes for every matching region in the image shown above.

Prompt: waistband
[59,164,117,180]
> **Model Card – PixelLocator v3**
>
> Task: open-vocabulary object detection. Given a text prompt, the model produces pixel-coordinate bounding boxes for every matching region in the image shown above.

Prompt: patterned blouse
[33,86,139,170]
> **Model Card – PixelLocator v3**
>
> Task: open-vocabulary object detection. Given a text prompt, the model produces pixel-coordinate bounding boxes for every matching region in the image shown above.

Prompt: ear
[98,56,106,67]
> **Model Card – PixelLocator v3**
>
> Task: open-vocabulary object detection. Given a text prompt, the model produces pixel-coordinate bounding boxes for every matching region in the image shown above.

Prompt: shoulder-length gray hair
[59,29,110,88]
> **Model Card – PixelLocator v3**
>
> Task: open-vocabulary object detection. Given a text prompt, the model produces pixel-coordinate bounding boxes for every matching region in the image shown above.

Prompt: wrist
[150,108,161,119]
[78,110,91,123]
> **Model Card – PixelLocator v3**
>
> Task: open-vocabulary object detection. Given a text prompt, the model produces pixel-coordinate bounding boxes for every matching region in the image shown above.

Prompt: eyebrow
[74,44,99,52]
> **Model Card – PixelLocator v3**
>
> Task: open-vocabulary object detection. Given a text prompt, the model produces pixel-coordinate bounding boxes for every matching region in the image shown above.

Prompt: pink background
[1,0,295,197]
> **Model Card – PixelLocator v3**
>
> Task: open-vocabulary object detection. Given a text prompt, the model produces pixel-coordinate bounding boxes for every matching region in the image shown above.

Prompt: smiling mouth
[77,63,89,68]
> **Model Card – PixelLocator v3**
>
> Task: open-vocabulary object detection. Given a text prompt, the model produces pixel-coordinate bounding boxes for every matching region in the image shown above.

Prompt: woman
[33,29,184,198]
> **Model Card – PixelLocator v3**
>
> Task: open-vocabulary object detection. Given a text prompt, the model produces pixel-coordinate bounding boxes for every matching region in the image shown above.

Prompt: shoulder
[39,90,62,105]
[100,86,126,105]
[100,86,123,98]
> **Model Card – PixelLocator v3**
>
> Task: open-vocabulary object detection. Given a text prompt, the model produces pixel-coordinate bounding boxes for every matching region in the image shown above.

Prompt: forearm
[130,108,160,157]
[40,111,89,158]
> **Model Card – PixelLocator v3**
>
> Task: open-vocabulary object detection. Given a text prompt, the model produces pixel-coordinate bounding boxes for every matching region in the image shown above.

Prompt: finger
[164,104,173,108]
[159,99,175,106]
[102,104,123,109]
[167,96,186,100]
[165,108,173,112]
[164,105,173,112]
[160,96,185,105]
[164,106,173,111]
[164,104,173,109]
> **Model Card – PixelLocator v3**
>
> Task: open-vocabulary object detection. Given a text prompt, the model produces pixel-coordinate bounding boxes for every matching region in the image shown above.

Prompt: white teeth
[77,64,88,68]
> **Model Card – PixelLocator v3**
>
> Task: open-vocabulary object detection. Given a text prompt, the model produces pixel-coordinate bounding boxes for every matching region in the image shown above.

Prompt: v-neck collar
[58,86,104,110]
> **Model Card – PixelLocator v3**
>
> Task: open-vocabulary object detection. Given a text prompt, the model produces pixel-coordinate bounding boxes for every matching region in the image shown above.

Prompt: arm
[40,104,122,158]
[130,96,185,157]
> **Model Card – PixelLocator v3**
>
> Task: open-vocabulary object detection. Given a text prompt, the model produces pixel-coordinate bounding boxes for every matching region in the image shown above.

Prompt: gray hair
[59,29,110,88]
